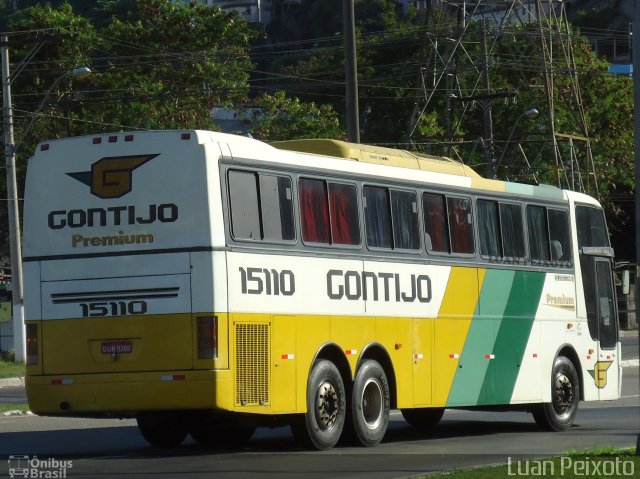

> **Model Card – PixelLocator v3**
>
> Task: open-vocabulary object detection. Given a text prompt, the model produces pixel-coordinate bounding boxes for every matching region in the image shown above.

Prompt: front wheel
[291,359,346,450]
[351,360,390,447]
[533,355,580,431]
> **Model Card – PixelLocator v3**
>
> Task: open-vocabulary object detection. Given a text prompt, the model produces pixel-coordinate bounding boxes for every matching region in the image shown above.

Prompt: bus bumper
[25,370,232,416]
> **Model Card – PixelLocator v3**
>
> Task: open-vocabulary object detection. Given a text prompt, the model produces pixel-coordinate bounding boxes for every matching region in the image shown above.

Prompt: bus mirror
[621,269,630,296]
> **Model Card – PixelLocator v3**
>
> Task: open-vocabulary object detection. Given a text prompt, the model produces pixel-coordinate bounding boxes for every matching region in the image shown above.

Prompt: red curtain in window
[424,195,447,252]
[450,199,472,254]
[329,185,353,245]
[299,179,330,243]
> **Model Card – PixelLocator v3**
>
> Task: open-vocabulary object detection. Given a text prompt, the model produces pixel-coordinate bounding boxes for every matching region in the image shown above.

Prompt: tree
[1,0,256,260]
[248,91,343,141]
[87,0,254,131]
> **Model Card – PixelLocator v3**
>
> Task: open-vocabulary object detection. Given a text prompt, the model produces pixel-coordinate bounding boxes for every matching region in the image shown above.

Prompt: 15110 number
[239,267,295,296]
[80,301,148,317]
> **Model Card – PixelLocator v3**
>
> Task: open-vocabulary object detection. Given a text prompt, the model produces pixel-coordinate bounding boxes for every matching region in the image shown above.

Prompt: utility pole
[480,20,496,179]
[1,35,25,363]
[343,0,360,143]
[633,0,640,457]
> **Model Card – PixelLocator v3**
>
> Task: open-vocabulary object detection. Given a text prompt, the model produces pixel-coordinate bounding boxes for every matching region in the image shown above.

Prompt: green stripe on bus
[446,269,515,406]
[479,271,546,404]
[505,182,565,200]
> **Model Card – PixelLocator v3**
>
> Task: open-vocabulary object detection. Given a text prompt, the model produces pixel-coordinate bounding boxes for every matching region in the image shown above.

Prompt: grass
[0,403,29,414]
[0,358,25,379]
[0,359,29,414]
[566,446,634,456]
[419,448,638,479]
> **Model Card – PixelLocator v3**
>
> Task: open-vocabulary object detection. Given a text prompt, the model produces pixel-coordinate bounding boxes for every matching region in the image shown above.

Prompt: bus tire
[137,414,188,447]
[533,355,580,431]
[292,359,346,450]
[351,360,390,447]
[401,407,445,429]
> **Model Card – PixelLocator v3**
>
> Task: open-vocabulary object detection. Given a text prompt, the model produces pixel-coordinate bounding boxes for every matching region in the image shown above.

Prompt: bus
[23,130,620,450]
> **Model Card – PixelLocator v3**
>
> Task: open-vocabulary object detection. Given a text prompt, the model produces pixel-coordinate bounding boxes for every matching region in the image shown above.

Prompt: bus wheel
[190,426,255,448]
[533,355,580,431]
[351,360,390,447]
[292,359,346,450]
[401,407,444,429]
[137,414,188,447]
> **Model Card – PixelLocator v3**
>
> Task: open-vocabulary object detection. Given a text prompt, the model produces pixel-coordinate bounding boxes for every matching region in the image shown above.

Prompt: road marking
[621,359,639,368]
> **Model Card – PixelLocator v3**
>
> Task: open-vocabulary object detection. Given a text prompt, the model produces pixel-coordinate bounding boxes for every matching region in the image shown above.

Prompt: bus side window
[259,174,294,241]
[548,209,571,264]
[228,170,294,242]
[391,190,420,250]
[299,178,331,243]
[364,186,419,251]
[328,183,360,245]
[447,196,474,254]
[364,186,393,249]
[422,193,449,253]
[228,170,262,240]
[477,199,502,258]
[527,205,550,262]
[500,203,525,258]
[299,178,360,246]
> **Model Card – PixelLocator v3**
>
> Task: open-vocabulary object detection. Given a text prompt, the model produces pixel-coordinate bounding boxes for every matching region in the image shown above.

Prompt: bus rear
[23,131,228,422]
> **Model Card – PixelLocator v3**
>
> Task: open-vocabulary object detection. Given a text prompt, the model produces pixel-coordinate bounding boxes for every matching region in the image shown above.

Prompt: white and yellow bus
[23,131,620,450]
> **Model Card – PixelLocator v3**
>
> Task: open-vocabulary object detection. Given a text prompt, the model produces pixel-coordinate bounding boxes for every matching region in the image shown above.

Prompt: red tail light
[197,316,217,359]
[26,324,38,366]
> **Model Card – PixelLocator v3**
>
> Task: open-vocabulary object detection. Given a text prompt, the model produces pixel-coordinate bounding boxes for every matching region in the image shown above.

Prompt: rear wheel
[533,355,580,431]
[291,359,346,450]
[351,360,390,447]
[401,407,445,429]
[137,414,188,447]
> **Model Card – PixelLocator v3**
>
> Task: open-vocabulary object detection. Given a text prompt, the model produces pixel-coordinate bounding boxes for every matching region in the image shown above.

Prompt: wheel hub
[553,373,574,414]
[361,378,383,430]
[315,380,339,431]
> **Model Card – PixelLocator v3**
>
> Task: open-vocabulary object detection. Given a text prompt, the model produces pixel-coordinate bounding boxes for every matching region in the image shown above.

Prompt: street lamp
[1,35,91,362]
[14,66,91,150]
[495,108,539,177]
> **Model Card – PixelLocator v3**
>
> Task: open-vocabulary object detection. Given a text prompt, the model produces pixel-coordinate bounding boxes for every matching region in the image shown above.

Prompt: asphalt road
[0,397,638,479]
[1,363,638,479]
[0,385,24,406]
[621,334,639,362]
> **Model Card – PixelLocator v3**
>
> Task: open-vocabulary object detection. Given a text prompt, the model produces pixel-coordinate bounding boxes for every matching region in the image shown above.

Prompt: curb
[1,409,31,417]
[619,329,639,338]
[0,376,24,387]
[621,359,640,368]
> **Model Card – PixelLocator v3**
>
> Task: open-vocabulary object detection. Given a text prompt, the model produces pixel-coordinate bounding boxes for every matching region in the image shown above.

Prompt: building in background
[178,0,275,25]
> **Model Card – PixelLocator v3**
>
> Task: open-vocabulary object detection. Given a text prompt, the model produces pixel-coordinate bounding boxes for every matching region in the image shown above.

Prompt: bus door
[580,249,619,400]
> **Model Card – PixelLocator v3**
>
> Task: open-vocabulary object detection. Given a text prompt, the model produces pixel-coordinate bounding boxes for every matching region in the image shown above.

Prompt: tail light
[197,316,217,359]
[26,324,38,365]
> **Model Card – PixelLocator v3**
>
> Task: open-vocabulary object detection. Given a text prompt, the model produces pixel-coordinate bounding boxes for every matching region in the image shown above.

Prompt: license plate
[101,341,132,354]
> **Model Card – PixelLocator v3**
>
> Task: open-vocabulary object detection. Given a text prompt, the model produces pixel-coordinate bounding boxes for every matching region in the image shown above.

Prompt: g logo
[588,360,613,389]
[68,154,158,199]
